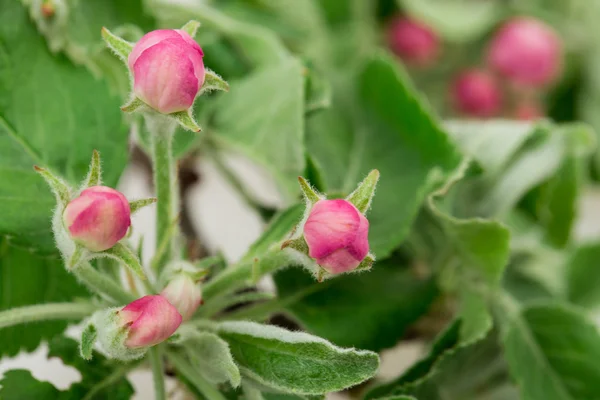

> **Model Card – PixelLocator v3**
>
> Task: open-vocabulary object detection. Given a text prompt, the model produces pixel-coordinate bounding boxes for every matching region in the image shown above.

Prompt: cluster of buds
[385,14,562,120]
[282,170,379,281]
[101,20,229,132]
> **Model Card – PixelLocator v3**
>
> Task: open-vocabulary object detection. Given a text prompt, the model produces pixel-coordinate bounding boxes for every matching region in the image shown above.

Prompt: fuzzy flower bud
[386,16,440,67]
[452,69,502,118]
[303,199,369,274]
[487,18,562,87]
[62,186,131,252]
[94,295,182,360]
[128,29,205,114]
[161,275,202,321]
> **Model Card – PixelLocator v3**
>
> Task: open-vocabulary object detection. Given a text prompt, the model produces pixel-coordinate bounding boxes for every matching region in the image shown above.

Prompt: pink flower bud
[118,295,182,348]
[303,199,369,274]
[160,275,202,321]
[386,16,440,67]
[128,29,205,114]
[452,69,502,118]
[63,186,131,252]
[487,18,562,87]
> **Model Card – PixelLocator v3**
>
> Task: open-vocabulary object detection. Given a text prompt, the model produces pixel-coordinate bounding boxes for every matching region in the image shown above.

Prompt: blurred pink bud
[118,295,182,348]
[487,17,562,87]
[160,275,202,321]
[63,186,131,252]
[128,29,205,114]
[387,16,440,67]
[514,101,544,120]
[452,69,502,118]
[303,199,369,274]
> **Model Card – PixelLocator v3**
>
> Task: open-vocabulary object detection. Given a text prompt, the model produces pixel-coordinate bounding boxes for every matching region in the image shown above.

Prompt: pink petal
[175,30,206,87]
[133,40,199,113]
[304,199,361,260]
[124,295,182,348]
[347,211,369,260]
[317,248,362,274]
[128,30,182,70]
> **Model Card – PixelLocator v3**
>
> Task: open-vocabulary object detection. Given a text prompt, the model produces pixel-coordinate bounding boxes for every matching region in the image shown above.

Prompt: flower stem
[0,302,96,329]
[147,114,179,272]
[148,346,166,400]
[167,352,227,400]
[76,263,135,304]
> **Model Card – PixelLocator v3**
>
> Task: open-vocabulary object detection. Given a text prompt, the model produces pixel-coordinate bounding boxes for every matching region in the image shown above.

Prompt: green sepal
[68,244,87,270]
[81,150,102,189]
[346,169,380,214]
[101,27,133,62]
[34,165,71,206]
[121,97,146,113]
[355,253,376,272]
[171,110,202,132]
[180,20,201,38]
[129,197,157,214]
[298,176,323,204]
[80,322,97,361]
[201,69,230,95]
[95,243,147,280]
[281,237,309,254]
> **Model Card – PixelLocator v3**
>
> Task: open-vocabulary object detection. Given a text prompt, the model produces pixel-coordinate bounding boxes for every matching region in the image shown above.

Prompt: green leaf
[0,336,134,399]
[352,54,461,257]
[187,332,241,387]
[240,204,304,263]
[0,241,88,357]
[211,58,306,199]
[567,242,600,308]
[0,0,129,253]
[218,321,379,395]
[400,0,504,42]
[274,260,438,351]
[503,303,600,400]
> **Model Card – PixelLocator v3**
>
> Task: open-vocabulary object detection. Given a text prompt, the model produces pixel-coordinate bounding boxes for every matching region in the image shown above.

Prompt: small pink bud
[386,16,440,67]
[487,18,562,87]
[303,199,369,274]
[63,186,131,252]
[514,101,544,120]
[128,29,205,114]
[452,69,502,118]
[118,295,182,348]
[160,275,202,321]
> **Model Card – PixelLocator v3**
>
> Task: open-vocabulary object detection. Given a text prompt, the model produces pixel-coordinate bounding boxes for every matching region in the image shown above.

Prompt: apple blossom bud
[63,186,131,252]
[303,199,369,275]
[487,18,562,87]
[386,16,440,67]
[161,275,202,321]
[128,29,205,114]
[119,295,182,348]
[452,69,502,118]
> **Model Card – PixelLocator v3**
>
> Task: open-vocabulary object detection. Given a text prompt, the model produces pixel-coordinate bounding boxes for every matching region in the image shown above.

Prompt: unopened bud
[452,69,502,118]
[62,186,131,252]
[386,16,439,67]
[303,199,370,275]
[128,29,205,114]
[161,275,202,321]
[487,17,562,87]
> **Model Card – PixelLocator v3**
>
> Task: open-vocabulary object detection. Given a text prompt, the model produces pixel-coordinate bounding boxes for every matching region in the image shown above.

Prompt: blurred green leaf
[210,58,306,199]
[274,259,438,351]
[0,0,129,253]
[400,0,504,42]
[566,242,600,308]
[0,336,134,399]
[503,303,600,400]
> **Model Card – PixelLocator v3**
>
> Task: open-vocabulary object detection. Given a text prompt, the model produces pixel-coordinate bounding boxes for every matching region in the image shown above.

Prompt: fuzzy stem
[149,346,166,400]
[147,114,179,272]
[0,302,96,329]
[76,263,135,304]
[167,352,227,400]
